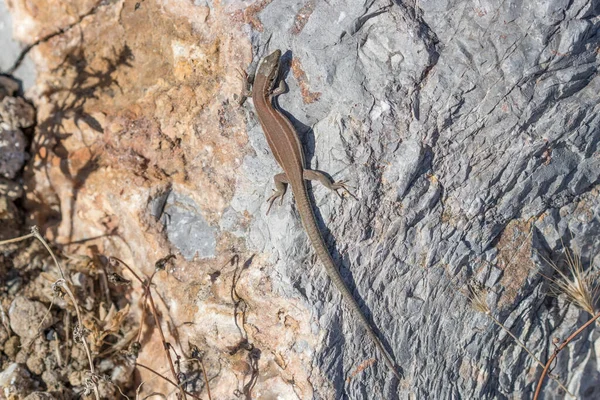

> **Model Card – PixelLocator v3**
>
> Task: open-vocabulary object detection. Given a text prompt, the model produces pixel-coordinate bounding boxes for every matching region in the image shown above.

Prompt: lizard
[239,49,401,380]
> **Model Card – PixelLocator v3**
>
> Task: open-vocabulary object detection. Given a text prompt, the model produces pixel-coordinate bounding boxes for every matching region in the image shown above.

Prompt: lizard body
[241,49,400,380]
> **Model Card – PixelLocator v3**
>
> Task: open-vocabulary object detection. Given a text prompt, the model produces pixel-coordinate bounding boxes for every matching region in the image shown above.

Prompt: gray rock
[0,128,28,179]
[0,363,35,398]
[0,96,35,129]
[235,0,600,398]
[8,296,52,339]
[0,78,33,180]
[161,191,217,260]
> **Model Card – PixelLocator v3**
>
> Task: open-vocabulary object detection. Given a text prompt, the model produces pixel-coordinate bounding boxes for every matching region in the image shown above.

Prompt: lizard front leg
[236,68,253,106]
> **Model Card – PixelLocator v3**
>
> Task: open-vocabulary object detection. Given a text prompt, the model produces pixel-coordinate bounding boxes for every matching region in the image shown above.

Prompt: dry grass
[467,284,573,397]
[540,246,598,316]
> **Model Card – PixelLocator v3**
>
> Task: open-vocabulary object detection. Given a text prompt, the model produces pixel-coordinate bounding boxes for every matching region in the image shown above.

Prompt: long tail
[293,183,402,380]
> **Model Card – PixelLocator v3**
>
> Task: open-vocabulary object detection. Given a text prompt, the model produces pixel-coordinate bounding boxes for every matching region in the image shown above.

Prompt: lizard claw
[236,67,249,82]
[332,180,357,200]
[266,191,284,214]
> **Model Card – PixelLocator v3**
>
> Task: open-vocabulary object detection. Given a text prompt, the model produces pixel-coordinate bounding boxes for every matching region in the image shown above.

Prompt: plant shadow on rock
[26,44,133,243]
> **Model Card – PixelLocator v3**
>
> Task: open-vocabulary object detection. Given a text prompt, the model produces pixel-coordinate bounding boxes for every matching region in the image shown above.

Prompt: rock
[8,296,52,339]
[40,370,62,393]
[0,77,19,101]
[0,128,28,180]
[0,78,33,182]
[0,363,34,398]
[24,393,56,400]
[5,0,600,398]
[0,325,9,349]
[25,353,45,375]
[0,177,23,200]
[0,196,22,241]
[3,336,20,359]
[0,96,35,129]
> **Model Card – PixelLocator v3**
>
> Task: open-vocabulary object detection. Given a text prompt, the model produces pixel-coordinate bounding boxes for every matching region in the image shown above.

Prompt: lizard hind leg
[266,173,289,214]
[303,169,357,200]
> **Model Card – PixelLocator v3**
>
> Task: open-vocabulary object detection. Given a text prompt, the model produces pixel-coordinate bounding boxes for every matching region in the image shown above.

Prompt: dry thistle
[541,247,598,316]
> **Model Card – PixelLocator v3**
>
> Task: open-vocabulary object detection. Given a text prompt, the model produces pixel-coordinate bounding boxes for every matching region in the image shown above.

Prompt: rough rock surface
[0,78,34,180]
[8,296,53,339]
[0,76,33,240]
[0,0,37,89]
[3,0,600,399]
[0,363,37,398]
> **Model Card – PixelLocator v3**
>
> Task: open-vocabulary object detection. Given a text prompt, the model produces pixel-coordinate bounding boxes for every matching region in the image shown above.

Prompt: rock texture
[0,76,34,240]
[0,0,37,89]
[0,86,34,180]
[3,0,600,399]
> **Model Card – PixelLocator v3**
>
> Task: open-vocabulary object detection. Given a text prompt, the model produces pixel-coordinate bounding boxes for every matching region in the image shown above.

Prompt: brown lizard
[240,49,401,380]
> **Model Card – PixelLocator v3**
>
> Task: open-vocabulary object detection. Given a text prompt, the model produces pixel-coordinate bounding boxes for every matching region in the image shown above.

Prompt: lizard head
[256,49,282,90]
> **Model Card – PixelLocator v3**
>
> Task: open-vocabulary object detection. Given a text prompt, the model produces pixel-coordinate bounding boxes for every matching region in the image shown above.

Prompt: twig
[190,345,212,400]
[467,285,573,396]
[30,226,67,280]
[56,279,99,399]
[199,358,212,400]
[489,314,573,396]
[136,363,202,399]
[110,257,187,400]
[145,277,186,399]
[533,311,600,399]
[28,228,98,398]
[0,231,34,245]
[489,314,542,364]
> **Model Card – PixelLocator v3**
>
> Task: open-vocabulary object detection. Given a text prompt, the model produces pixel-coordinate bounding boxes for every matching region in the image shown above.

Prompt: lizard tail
[293,182,402,381]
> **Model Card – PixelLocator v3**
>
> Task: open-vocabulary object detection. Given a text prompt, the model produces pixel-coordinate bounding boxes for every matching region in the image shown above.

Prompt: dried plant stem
[37,231,99,399]
[109,257,148,344]
[57,281,95,370]
[146,281,185,399]
[110,257,187,400]
[0,232,34,245]
[488,314,573,396]
[54,281,99,399]
[30,226,67,280]
[199,358,212,400]
[489,315,543,365]
[64,312,72,365]
[533,311,600,400]
[110,256,144,284]
[136,363,202,400]
[468,286,573,397]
